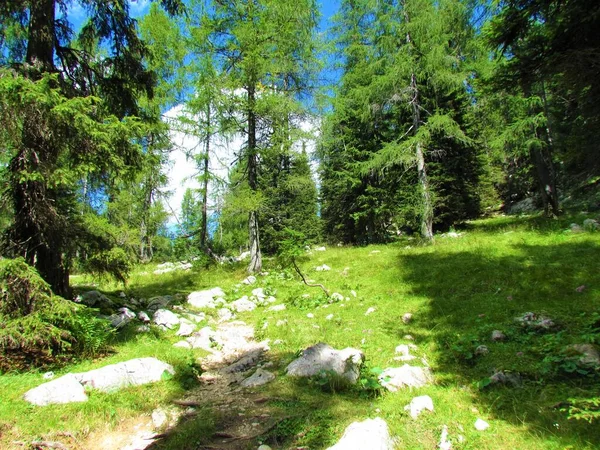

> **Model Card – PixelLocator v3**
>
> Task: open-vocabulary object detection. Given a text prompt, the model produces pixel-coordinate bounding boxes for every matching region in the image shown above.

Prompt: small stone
[365,307,376,316]
[153,309,180,329]
[137,311,151,323]
[242,276,257,285]
[307,313,315,318]
[217,308,234,322]
[42,372,55,380]
[314,246,326,251]
[316,264,331,271]
[350,290,357,297]
[402,313,413,324]
[379,365,432,391]
[137,325,150,333]
[230,296,257,313]
[403,335,414,341]
[252,287,266,298]
[404,395,434,419]
[566,343,600,367]
[576,285,586,293]
[176,322,196,337]
[438,425,452,450]
[257,445,273,450]
[24,373,88,406]
[326,314,334,321]
[173,341,192,349]
[268,304,286,312]
[276,320,288,327]
[326,417,393,450]
[583,219,599,231]
[152,408,168,429]
[570,223,584,233]
[286,343,364,384]
[273,339,284,345]
[475,345,489,356]
[241,368,276,388]
[491,330,506,342]
[474,419,489,431]
[330,292,344,302]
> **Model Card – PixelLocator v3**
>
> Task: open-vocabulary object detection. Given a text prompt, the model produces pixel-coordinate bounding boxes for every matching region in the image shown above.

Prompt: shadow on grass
[398,239,600,447]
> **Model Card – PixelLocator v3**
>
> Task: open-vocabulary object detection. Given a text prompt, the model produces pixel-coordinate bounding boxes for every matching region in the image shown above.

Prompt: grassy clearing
[2,214,599,449]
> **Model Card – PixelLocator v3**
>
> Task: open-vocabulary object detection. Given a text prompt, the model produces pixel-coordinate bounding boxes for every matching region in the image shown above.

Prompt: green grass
[2,214,600,449]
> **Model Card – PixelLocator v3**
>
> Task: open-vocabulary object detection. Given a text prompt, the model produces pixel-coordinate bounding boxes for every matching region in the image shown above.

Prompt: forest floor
[1,213,600,449]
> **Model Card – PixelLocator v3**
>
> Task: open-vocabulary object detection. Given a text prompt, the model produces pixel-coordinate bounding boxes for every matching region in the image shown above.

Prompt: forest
[1,1,599,449]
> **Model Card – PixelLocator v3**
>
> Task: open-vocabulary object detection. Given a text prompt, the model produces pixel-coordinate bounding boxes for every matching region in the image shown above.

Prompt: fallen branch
[291,259,329,297]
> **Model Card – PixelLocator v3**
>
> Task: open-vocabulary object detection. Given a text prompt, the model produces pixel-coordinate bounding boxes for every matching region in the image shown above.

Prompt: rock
[326,314,334,321]
[153,309,180,329]
[327,417,393,450]
[78,290,114,310]
[365,307,376,315]
[173,341,192,349]
[137,325,150,333]
[152,408,168,429]
[137,311,151,323]
[350,290,357,297]
[217,308,234,322]
[276,320,288,327]
[475,345,489,356]
[73,357,175,393]
[257,445,272,450]
[231,296,257,312]
[516,312,555,331]
[146,295,175,313]
[24,373,88,406]
[489,370,522,387]
[394,344,416,362]
[370,250,381,254]
[402,313,413,324]
[379,365,432,391]
[187,327,217,350]
[316,264,331,271]
[109,308,135,329]
[42,372,55,380]
[273,339,284,345]
[242,276,257,285]
[306,313,315,318]
[241,368,276,388]
[403,334,414,341]
[474,419,489,431]
[314,246,326,251]
[576,285,586,293]
[187,288,225,309]
[508,197,537,215]
[268,304,286,312]
[583,219,600,231]
[330,292,344,302]
[176,322,196,337]
[491,330,506,342]
[566,343,600,368]
[404,395,434,419]
[438,425,452,450]
[570,223,584,233]
[252,287,266,298]
[286,343,364,384]
[186,312,206,323]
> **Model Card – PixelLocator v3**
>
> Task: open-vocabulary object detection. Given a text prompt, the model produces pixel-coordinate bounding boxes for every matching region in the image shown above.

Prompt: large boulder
[146,295,175,313]
[327,418,394,450]
[379,365,432,391]
[241,368,276,388]
[286,343,364,384]
[187,287,225,309]
[230,296,257,313]
[73,357,175,393]
[24,373,88,406]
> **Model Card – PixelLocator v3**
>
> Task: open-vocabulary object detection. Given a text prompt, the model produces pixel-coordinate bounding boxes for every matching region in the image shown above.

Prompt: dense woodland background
[1,0,599,296]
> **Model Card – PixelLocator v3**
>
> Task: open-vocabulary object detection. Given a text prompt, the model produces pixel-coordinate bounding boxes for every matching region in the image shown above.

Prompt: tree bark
[247,83,262,273]
[200,103,211,249]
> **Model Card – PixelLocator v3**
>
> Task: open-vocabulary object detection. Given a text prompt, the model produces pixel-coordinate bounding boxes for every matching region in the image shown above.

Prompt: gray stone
[379,365,432,391]
[286,343,364,384]
[146,295,175,313]
[583,219,600,231]
[109,308,135,329]
[316,264,331,272]
[24,373,88,406]
[152,408,168,429]
[330,292,344,302]
[509,197,537,215]
[489,370,522,387]
[570,223,584,233]
[327,417,393,450]
[78,290,114,310]
[402,313,413,324]
[242,276,257,285]
[257,445,272,450]
[438,425,451,450]
[187,327,217,351]
[153,309,180,329]
[491,330,506,342]
[566,344,600,368]
[394,344,416,362]
[516,312,555,331]
[137,311,151,323]
[252,287,266,299]
[217,308,234,322]
[404,395,434,419]
[241,368,276,388]
[137,325,150,333]
[73,357,175,393]
[475,345,489,356]
[186,312,206,323]
[231,296,257,313]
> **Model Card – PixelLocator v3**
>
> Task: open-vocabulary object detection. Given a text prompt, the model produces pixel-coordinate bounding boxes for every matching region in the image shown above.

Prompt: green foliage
[564,397,600,424]
[0,258,112,372]
[85,247,133,286]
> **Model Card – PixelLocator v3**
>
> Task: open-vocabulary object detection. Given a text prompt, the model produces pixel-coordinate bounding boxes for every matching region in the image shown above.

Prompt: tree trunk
[200,104,211,249]
[247,83,262,273]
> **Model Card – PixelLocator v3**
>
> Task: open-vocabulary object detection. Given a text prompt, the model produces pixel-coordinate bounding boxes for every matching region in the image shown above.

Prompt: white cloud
[129,0,151,17]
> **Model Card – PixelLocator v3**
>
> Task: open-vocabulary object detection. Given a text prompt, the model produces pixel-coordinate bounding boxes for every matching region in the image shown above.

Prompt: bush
[0,258,113,372]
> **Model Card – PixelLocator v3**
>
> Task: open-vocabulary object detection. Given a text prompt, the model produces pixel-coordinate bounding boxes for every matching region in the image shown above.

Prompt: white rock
[402,313,413,324]
[365,307,376,316]
[326,314,334,321]
[242,276,257,285]
[119,291,127,298]
[187,287,224,309]
[286,342,364,384]
[307,313,315,318]
[252,287,266,298]
[257,445,273,450]
[73,358,175,393]
[231,296,257,312]
[137,311,151,323]
[153,309,180,329]
[137,325,150,333]
[474,419,489,431]
[186,312,206,323]
[314,246,326,251]
[152,408,168,429]
[404,395,434,419]
[394,344,416,361]
[330,292,344,302]
[327,417,393,450]
[24,373,88,406]
[370,250,381,254]
[316,264,331,272]
[350,290,357,297]
[265,296,277,303]
[241,368,276,388]
[268,304,286,312]
[187,327,217,350]
[438,425,452,450]
[176,322,196,337]
[276,320,288,327]
[42,372,55,380]
[217,308,234,322]
[379,365,432,391]
[273,339,284,345]
[491,330,506,342]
